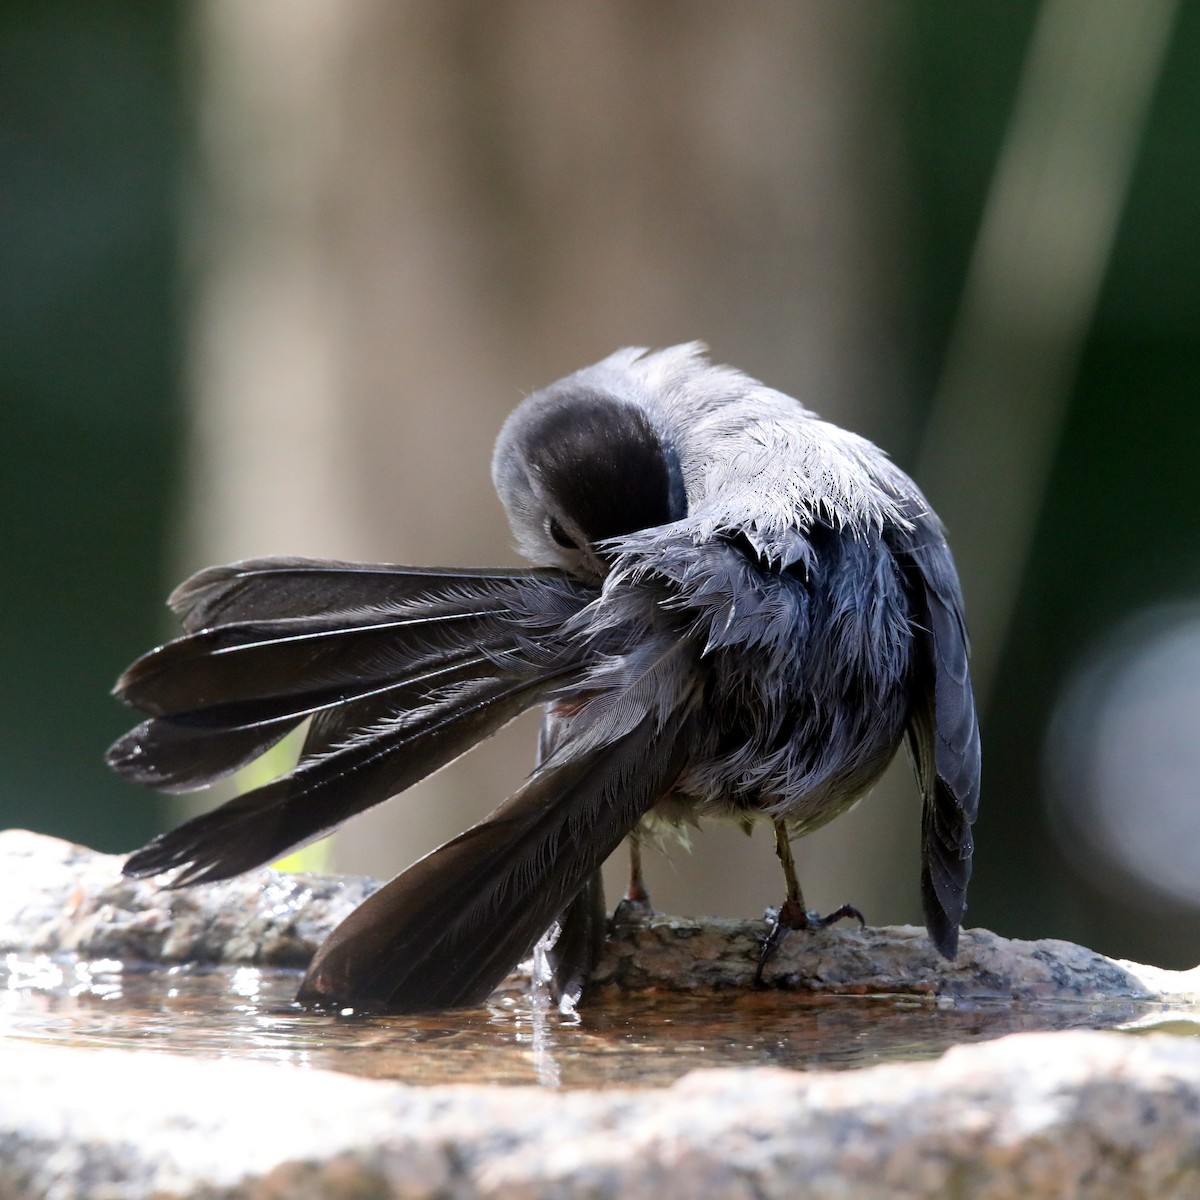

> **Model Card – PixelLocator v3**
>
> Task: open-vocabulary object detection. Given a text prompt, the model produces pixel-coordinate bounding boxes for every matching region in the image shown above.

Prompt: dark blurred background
[3,1,1197,967]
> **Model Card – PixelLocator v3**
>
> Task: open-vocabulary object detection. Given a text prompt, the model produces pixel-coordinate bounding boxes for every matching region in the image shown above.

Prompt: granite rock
[1,1030,1199,1199]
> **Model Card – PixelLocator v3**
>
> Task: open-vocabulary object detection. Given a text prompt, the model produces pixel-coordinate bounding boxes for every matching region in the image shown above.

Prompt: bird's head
[493,378,686,581]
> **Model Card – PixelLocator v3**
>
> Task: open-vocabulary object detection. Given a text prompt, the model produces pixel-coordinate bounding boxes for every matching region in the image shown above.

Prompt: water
[1,953,1175,1088]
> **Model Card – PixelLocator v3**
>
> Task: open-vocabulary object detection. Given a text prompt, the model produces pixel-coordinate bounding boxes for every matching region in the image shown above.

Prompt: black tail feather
[169,557,556,632]
[115,599,569,721]
[110,643,510,789]
[106,713,301,793]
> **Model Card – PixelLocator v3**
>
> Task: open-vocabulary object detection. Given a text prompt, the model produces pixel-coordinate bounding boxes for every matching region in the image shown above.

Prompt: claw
[754,899,866,985]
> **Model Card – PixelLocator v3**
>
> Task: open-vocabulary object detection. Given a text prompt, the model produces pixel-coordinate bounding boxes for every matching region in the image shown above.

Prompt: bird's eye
[547,517,579,550]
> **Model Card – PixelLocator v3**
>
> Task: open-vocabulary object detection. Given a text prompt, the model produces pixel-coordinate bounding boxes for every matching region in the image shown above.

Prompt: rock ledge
[2,1031,1199,1199]
[1,828,1197,1006]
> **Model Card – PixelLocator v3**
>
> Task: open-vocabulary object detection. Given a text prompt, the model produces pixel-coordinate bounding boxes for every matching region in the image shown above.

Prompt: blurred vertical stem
[916,0,1177,709]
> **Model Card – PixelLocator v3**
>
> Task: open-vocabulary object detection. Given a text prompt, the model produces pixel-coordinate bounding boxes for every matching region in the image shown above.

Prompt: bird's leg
[626,834,651,906]
[612,831,652,928]
[770,819,809,926]
[755,820,866,984]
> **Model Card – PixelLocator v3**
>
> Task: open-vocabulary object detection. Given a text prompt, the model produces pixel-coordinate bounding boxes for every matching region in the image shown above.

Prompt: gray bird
[110,344,980,1013]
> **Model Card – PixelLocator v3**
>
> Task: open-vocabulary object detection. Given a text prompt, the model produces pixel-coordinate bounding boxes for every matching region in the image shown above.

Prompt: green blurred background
[3,1,1197,967]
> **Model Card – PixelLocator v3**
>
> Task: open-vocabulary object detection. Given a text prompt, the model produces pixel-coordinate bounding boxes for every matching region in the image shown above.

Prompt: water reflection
[0,954,1166,1088]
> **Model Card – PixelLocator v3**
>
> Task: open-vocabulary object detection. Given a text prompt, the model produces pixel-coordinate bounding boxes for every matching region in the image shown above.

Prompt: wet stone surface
[2,954,1185,1089]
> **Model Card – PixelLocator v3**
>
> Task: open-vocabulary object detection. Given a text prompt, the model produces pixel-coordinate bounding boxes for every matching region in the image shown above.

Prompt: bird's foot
[754,899,866,985]
[611,893,654,932]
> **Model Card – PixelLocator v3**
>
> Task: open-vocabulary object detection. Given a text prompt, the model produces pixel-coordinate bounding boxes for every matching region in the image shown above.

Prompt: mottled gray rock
[2,829,1198,1006]
[2,1030,1199,1199]
[0,827,379,967]
[598,908,1200,1004]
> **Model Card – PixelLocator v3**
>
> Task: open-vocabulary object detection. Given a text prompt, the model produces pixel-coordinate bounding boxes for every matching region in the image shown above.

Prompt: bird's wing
[894,520,981,958]
[112,559,595,884]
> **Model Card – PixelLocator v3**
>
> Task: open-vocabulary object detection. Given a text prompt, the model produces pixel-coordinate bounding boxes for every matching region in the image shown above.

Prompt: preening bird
[109,344,980,1013]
